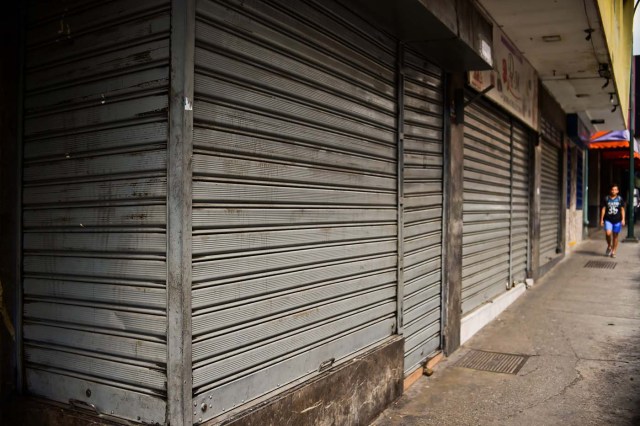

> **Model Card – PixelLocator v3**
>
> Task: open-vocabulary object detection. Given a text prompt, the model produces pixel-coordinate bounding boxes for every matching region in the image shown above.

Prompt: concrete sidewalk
[372,232,640,426]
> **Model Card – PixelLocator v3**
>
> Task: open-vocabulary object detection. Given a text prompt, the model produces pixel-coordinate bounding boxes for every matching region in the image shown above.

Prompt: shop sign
[469,25,539,130]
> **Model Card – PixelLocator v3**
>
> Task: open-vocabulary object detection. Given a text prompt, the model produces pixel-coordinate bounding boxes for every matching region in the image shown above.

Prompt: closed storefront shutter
[401,49,444,374]
[462,99,512,314]
[462,97,531,314]
[191,0,398,421]
[22,1,170,423]
[540,118,563,267]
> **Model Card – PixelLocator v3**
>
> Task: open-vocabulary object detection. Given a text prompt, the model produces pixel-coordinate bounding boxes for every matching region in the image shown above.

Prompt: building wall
[0,0,20,410]
[565,146,584,251]
[565,210,584,251]
[597,0,633,127]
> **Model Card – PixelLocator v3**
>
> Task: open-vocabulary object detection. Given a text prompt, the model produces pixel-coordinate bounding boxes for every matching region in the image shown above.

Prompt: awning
[588,130,631,149]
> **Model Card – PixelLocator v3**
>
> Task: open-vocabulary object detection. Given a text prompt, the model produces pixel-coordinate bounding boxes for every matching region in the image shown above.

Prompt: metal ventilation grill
[584,260,617,270]
[454,350,529,375]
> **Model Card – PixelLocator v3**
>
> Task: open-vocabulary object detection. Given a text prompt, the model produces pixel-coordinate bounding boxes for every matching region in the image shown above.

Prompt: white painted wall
[566,209,584,251]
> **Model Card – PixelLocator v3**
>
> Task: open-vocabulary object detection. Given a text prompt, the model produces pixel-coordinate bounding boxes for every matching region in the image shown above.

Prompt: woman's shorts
[604,220,622,233]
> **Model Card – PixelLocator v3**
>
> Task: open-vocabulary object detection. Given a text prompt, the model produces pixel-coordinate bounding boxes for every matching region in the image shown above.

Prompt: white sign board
[469,25,539,130]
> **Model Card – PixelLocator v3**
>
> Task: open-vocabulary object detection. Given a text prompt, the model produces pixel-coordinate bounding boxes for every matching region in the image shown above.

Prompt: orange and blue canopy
[588,130,640,161]
[588,130,630,149]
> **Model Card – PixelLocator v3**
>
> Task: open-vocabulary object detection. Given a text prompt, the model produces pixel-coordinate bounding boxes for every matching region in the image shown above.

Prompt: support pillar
[559,138,568,254]
[443,72,465,355]
[529,136,542,279]
[167,0,195,424]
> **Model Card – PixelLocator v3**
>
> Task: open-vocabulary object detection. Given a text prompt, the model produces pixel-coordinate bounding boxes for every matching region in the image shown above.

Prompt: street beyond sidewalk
[372,231,640,426]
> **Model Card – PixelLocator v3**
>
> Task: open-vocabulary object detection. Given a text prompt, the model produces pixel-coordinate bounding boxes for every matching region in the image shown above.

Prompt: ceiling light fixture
[584,28,594,41]
[598,64,612,89]
[591,119,605,124]
[542,35,562,42]
[609,93,616,103]
[598,63,612,78]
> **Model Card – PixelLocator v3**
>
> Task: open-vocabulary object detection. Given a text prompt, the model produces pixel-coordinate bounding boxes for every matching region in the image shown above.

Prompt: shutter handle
[69,399,100,416]
[318,358,335,372]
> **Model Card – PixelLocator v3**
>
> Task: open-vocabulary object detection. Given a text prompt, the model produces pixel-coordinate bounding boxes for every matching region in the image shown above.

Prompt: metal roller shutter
[462,97,531,314]
[401,48,444,374]
[462,99,512,313]
[540,137,562,266]
[191,0,397,421]
[22,0,170,423]
[511,123,531,283]
[539,116,562,266]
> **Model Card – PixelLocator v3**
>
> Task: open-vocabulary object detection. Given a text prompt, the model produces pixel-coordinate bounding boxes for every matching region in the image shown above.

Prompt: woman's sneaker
[611,252,616,258]
[606,247,612,256]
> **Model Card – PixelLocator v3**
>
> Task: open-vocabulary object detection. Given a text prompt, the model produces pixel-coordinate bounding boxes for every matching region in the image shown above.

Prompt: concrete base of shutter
[2,397,123,426]
[212,337,403,426]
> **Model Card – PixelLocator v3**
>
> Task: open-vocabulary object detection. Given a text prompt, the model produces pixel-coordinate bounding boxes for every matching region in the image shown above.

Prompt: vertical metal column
[168,0,194,424]
[508,121,514,287]
[626,0,639,240]
[526,132,532,275]
[440,72,450,349]
[559,138,568,254]
[627,41,637,239]
[395,42,405,335]
[529,136,542,279]
[583,150,589,229]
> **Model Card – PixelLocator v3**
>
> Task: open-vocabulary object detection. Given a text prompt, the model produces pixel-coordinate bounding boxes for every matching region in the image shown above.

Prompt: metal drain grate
[584,260,617,270]
[455,350,528,375]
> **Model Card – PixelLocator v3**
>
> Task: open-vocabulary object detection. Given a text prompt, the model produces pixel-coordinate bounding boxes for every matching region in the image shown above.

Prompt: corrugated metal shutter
[22,0,170,423]
[191,0,397,421]
[401,48,444,374]
[540,118,562,266]
[462,99,512,313]
[462,97,531,314]
[511,123,531,283]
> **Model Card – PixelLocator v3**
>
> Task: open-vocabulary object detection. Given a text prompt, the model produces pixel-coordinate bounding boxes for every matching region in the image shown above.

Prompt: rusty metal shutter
[540,136,562,267]
[511,123,531,283]
[401,48,444,374]
[463,97,530,314]
[22,0,170,423]
[191,0,397,421]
